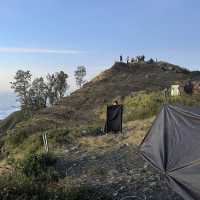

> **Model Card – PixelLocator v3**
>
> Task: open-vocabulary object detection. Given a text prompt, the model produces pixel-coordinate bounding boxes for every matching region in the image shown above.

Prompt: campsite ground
[0,114,184,199]
[53,117,182,199]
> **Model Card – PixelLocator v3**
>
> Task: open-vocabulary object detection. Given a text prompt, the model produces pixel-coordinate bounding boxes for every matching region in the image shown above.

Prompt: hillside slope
[1,61,199,135]
[35,61,196,125]
[1,61,200,159]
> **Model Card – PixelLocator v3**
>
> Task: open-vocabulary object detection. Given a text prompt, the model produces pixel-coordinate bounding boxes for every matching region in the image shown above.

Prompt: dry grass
[78,117,154,153]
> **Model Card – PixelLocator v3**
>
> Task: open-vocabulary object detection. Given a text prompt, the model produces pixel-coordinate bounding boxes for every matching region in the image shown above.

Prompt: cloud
[0,47,84,54]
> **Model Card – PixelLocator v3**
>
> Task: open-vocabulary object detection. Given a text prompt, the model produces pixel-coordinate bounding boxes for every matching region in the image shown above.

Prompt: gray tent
[140,104,200,200]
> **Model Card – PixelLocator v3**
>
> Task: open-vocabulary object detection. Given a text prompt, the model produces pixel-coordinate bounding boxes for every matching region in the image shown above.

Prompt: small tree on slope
[74,66,86,88]
[10,70,32,111]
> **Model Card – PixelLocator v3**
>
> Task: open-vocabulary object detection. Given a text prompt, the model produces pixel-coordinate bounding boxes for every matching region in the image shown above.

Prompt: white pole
[45,132,49,153]
[42,132,49,153]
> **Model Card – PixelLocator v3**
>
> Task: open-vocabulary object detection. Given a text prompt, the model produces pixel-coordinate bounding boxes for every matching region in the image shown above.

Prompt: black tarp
[140,104,200,200]
[105,105,123,133]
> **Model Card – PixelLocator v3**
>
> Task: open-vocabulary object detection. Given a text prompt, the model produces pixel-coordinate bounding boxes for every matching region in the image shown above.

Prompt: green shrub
[80,126,104,136]
[6,128,29,147]
[19,153,59,183]
[123,91,200,122]
[5,117,60,147]
[2,153,71,199]
[0,173,112,200]
[67,185,112,200]
[123,91,164,122]
[4,131,43,160]
[47,128,75,146]
[0,174,68,200]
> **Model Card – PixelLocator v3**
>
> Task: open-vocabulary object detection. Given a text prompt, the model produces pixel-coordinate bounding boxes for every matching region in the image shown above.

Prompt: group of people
[119,55,132,64]
[119,55,146,64]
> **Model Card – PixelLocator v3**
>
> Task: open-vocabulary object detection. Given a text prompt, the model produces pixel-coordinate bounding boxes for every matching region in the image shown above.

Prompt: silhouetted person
[126,56,129,64]
[120,55,123,62]
[131,58,135,63]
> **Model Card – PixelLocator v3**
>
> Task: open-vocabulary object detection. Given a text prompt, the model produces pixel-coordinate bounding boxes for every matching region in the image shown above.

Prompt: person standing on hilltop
[120,55,123,62]
[126,56,129,64]
[131,57,135,63]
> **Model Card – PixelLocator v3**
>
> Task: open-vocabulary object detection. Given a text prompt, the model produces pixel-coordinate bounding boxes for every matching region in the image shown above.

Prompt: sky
[0,0,200,92]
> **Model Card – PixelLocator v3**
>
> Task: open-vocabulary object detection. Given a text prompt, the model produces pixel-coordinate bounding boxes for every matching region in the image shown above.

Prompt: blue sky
[0,0,200,92]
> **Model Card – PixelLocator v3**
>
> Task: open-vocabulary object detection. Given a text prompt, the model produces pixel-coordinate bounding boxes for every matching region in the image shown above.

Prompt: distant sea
[0,92,20,120]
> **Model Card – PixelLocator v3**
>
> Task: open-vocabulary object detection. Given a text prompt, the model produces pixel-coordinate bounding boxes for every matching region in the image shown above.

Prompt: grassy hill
[1,61,198,150]
[24,61,197,126]
[0,61,200,199]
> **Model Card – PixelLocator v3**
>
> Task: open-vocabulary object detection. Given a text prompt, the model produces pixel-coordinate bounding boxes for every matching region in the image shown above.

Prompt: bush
[6,128,29,147]
[20,153,59,182]
[0,174,68,200]
[80,126,104,136]
[123,91,164,122]
[0,174,112,200]
[4,132,43,161]
[5,117,58,147]
[48,128,75,145]
[123,91,200,122]
[67,185,112,200]
[1,153,113,199]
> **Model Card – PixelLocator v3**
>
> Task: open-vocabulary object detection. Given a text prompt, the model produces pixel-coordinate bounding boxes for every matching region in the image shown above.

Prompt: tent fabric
[105,105,123,133]
[140,104,200,200]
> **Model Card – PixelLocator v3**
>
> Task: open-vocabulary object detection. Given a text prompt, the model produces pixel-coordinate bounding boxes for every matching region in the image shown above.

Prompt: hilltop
[0,61,200,199]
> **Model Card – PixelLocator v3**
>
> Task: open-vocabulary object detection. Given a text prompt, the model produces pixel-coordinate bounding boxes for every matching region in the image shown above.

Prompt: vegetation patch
[19,153,60,182]
[48,127,76,146]
[5,117,59,147]
[123,91,200,122]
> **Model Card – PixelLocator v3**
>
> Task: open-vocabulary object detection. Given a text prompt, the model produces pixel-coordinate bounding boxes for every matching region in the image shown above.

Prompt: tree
[46,73,57,106]
[46,71,69,106]
[29,77,48,110]
[74,66,86,88]
[11,69,69,111]
[10,70,32,110]
[55,71,69,99]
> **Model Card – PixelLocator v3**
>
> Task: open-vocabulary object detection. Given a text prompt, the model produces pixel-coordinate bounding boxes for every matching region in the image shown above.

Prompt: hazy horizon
[0,92,19,119]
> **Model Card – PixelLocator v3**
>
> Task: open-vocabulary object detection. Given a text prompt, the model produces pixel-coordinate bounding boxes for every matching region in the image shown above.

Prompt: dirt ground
[55,118,183,200]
